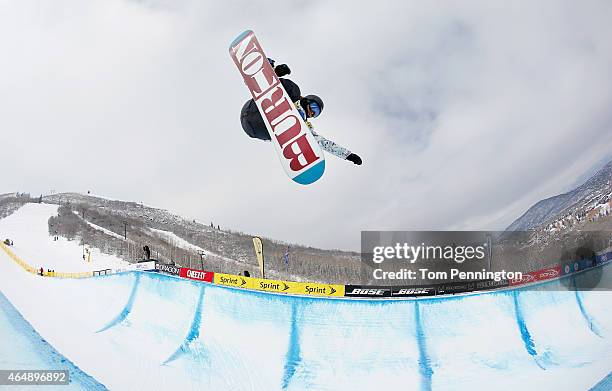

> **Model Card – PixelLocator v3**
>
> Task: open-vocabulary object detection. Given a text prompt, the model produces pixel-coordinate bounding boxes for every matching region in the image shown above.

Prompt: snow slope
[0,203,127,272]
[0,290,107,390]
[77,212,127,241]
[150,228,209,254]
[0,204,610,390]
[1,249,611,389]
[150,227,248,265]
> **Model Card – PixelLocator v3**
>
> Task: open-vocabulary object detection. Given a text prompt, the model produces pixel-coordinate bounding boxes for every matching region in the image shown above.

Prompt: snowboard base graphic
[229,30,325,185]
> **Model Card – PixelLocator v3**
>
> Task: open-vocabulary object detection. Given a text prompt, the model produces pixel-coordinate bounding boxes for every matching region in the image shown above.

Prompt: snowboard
[229,30,325,185]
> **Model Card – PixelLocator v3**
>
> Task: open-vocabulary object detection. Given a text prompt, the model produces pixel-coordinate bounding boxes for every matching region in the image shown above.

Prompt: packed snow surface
[0,203,127,272]
[0,204,610,390]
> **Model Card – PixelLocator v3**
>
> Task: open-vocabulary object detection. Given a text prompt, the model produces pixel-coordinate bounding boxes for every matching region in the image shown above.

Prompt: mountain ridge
[507,160,612,231]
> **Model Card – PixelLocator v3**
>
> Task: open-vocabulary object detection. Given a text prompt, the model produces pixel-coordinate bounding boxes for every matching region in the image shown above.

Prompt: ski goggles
[308,101,321,118]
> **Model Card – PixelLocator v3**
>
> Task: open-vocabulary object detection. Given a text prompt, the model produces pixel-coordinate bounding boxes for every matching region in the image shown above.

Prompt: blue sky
[1,1,612,250]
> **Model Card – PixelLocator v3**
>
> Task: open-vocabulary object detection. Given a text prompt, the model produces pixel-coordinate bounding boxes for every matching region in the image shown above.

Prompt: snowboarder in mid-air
[240,59,362,165]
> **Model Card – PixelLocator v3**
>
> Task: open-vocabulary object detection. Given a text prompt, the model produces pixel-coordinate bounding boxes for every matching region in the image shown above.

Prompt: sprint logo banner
[252,278,300,294]
[296,283,345,297]
[214,273,253,289]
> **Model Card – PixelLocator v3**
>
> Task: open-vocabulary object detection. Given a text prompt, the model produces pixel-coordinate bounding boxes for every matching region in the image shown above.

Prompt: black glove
[274,64,291,77]
[346,153,362,165]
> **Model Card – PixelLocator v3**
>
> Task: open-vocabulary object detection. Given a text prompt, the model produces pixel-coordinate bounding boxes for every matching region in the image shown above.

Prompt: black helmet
[304,95,324,115]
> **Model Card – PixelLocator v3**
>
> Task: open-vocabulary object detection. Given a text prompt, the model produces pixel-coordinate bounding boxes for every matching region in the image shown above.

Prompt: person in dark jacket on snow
[240,59,362,165]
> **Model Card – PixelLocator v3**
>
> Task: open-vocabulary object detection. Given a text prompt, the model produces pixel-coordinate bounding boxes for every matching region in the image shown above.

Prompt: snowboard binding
[267,58,291,77]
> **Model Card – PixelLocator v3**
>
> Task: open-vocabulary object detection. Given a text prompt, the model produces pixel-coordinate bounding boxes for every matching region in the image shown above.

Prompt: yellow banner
[213,272,344,297]
[252,237,265,278]
[252,278,301,294]
[214,273,254,289]
[296,282,345,297]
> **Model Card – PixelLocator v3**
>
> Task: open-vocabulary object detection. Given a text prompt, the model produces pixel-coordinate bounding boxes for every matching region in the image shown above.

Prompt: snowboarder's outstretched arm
[311,129,350,159]
[311,129,362,165]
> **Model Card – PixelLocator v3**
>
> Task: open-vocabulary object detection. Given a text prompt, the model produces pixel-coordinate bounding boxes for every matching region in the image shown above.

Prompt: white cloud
[1,0,611,250]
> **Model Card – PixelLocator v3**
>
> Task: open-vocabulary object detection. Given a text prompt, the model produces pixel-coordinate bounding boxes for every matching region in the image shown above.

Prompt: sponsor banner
[595,251,612,265]
[535,265,562,280]
[391,286,436,297]
[179,267,214,283]
[509,272,538,286]
[132,261,157,271]
[297,283,345,297]
[213,274,344,297]
[562,259,594,275]
[214,273,253,289]
[562,263,572,275]
[111,261,157,274]
[474,279,509,291]
[156,263,180,276]
[344,285,392,298]
[436,282,475,295]
[509,265,561,286]
[252,278,301,294]
[109,268,129,274]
